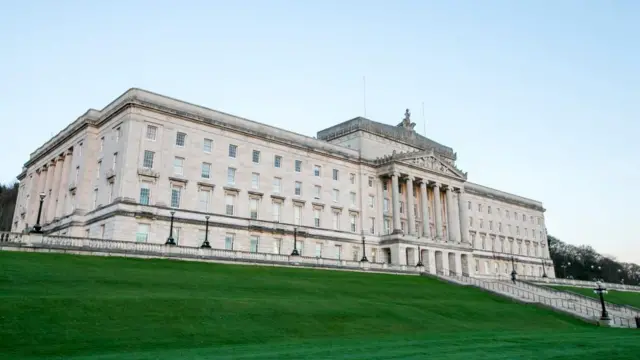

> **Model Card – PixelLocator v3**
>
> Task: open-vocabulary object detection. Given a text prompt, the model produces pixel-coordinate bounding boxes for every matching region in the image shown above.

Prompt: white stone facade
[11,89,555,277]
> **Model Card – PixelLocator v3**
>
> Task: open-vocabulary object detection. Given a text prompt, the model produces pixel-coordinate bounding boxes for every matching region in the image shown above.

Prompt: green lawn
[552,285,640,308]
[1,252,638,360]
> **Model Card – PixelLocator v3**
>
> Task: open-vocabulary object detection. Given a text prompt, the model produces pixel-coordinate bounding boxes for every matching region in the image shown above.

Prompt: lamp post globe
[31,192,46,234]
[165,210,176,245]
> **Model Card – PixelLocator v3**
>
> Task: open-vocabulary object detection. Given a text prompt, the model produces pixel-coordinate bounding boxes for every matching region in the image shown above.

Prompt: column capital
[406,175,415,182]
[419,179,429,186]
[66,148,74,156]
[391,171,401,178]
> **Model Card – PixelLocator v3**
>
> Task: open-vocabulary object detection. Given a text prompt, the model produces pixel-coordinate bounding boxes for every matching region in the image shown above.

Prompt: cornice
[464,182,544,212]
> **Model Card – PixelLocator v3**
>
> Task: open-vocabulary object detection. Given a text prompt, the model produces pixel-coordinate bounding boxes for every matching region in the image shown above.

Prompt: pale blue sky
[1,1,638,263]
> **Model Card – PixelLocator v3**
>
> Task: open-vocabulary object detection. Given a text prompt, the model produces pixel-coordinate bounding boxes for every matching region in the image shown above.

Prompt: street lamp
[291,228,299,256]
[593,281,610,321]
[30,192,46,234]
[416,245,424,267]
[165,211,176,245]
[360,235,368,262]
[201,215,211,248]
[561,262,571,278]
[510,256,517,284]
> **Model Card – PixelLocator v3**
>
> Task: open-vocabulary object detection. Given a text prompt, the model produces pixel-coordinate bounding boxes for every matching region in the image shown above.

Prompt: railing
[0,232,24,243]
[518,274,640,292]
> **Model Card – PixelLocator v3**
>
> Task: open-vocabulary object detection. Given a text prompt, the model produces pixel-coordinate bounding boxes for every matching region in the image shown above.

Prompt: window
[478,204,482,212]
[498,222,502,232]
[143,151,154,168]
[115,127,121,142]
[274,155,282,168]
[369,217,375,234]
[479,219,484,229]
[315,243,323,258]
[176,132,186,147]
[173,157,184,175]
[400,201,404,214]
[249,198,259,219]
[349,173,355,184]
[108,182,114,203]
[252,150,261,164]
[352,247,360,261]
[383,182,388,191]
[468,201,471,210]
[294,181,302,196]
[227,168,236,184]
[522,214,526,222]
[93,189,98,209]
[368,176,373,187]
[146,125,157,141]
[225,233,234,250]
[516,226,520,235]
[332,169,339,180]
[96,160,101,179]
[350,214,357,232]
[371,249,377,263]
[506,210,510,219]
[294,160,302,172]
[228,144,237,158]
[350,192,356,207]
[136,224,149,242]
[201,163,211,179]
[469,217,473,227]
[313,209,321,227]
[78,142,83,156]
[332,212,340,230]
[298,241,304,256]
[251,173,260,189]
[314,165,321,176]
[273,177,282,193]
[384,219,391,234]
[273,238,282,254]
[203,138,213,153]
[314,185,321,199]
[171,185,182,208]
[368,195,374,208]
[100,137,104,152]
[332,189,339,202]
[383,199,389,212]
[272,202,282,222]
[514,212,518,220]
[335,245,342,260]
[173,227,181,245]
[198,189,210,211]
[112,153,118,170]
[225,194,235,215]
[294,205,302,225]
[75,166,80,183]
[488,206,492,214]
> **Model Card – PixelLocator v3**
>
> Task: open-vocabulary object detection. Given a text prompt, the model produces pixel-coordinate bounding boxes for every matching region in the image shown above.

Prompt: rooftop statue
[398,108,416,131]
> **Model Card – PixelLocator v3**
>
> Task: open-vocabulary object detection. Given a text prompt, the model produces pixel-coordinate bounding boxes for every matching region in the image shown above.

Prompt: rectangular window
[112,152,118,170]
[225,233,234,250]
[383,198,389,212]
[115,127,121,143]
[350,192,356,207]
[225,194,235,216]
[273,238,282,254]
[315,243,323,258]
[400,201,404,214]
[252,150,261,164]
[75,166,80,183]
[176,132,186,147]
[349,173,356,184]
[203,138,213,152]
[139,182,151,205]
[136,224,149,242]
[108,182,114,203]
[227,168,236,184]
[369,217,375,234]
[332,189,339,202]
[250,198,259,219]
[274,155,282,168]
[314,165,321,176]
[383,181,388,191]
[146,125,157,140]
[332,212,340,230]
[171,185,182,208]
[371,249,377,263]
[368,195,375,208]
[100,137,104,152]
[143,150,154,168]
[332,169,339,180]
[93,189,98,209]
[335,245,342,260]
[173,157,184,175]
[228,144,237,158]
[201,163,211,178]
[469,217,473,227]
[313,209,321,227]
[273,202,282,222]
[488,206,492,214]
[368,176,373,187]
[273,177,282,193]
[174,227,181,245]
[352,247,359,261]
[294,205,302,225]
[251,173,260,189]
[249,236,259,252]
[294,160,302,172]
[96,160,101,179]
[350,214,357,232]
[489,221,493,230]
[384,219,391,234]
[314,185,321,199]
[294,181,302,196]
[78,142,83,157]
[199,189,210,211]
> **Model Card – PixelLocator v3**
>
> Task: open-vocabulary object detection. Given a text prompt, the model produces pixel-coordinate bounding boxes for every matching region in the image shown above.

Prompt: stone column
[457,189,469,244]
[419,180,430,238]
[433,183,443,239]
[42,163,55,223]
[406,176,415,235]
[28,169,44,225]
[56,150,73,218]
[46,157,63,222]
[391,172,401,233]
[445,186,456,242]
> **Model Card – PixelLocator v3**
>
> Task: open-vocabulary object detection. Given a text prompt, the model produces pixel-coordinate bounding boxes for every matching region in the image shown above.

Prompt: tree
[0,182,18,231]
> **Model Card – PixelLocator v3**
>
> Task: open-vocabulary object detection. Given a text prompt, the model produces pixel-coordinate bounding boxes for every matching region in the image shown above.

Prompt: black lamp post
[542,259,548,278]
[291,228,299,256]
[593,281,610,320]
[360,235,368,262]
[416,245,424,267]
[561,261,571,278]
[510,256,517,284]
[30,192,46,234]
[201,215,211,248]
[165,211,176,245]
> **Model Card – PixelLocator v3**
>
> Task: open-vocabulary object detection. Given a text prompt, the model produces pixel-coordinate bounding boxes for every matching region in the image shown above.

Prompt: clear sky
[1,1,638,263]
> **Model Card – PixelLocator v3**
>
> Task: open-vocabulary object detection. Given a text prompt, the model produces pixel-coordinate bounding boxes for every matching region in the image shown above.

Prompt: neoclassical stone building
[11,88,555,278]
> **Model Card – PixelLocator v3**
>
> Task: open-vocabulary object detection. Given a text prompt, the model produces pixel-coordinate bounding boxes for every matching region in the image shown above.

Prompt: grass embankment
[552,285,640,308]
[1,252,638,359]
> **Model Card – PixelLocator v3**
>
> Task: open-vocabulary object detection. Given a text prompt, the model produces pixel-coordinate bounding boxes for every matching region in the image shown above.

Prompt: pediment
[395,150,467,179]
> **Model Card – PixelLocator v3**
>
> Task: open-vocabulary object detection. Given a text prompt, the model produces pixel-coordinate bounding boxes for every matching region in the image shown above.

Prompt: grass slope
[1,252,638,359]
[552,285,640,308]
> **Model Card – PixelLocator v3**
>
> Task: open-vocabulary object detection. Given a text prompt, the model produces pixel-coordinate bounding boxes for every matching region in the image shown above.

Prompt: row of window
[469,217,543,239]
[472,234,544,257]
[475,260,544,277]
[470,202,543,226]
